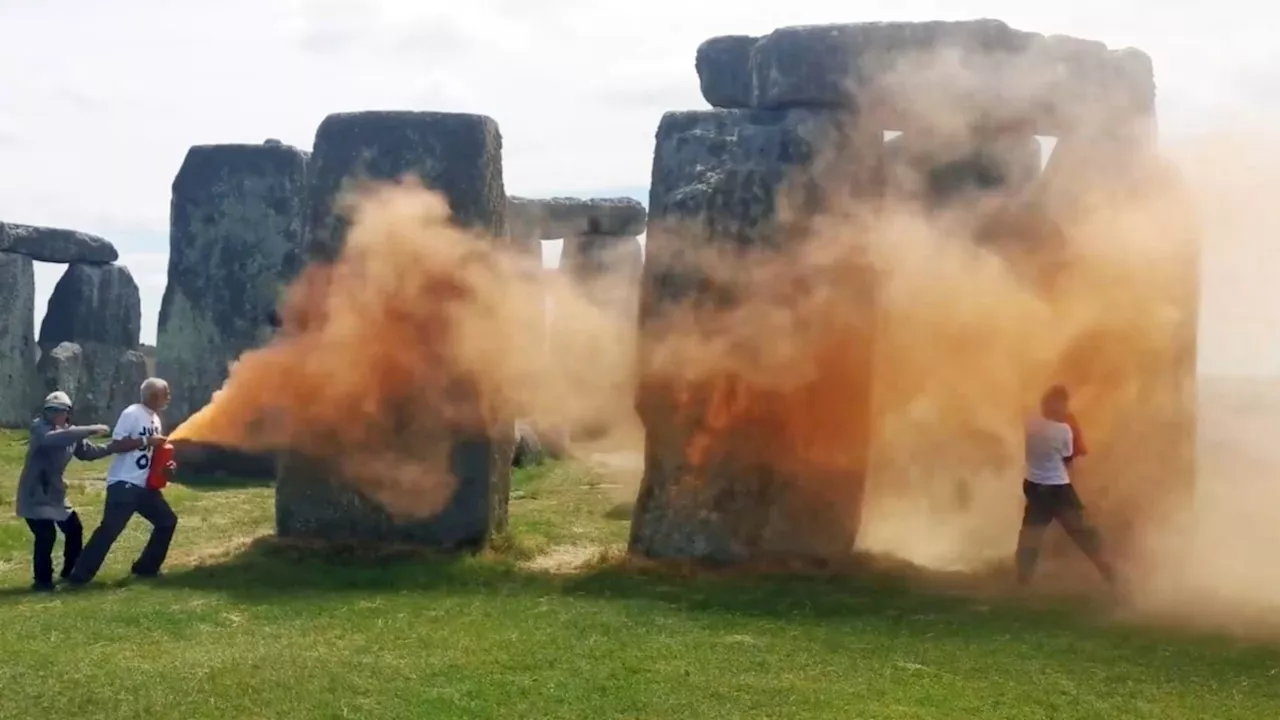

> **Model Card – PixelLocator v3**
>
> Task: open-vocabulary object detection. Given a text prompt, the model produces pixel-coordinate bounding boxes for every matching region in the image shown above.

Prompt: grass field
[2,428,1279,719]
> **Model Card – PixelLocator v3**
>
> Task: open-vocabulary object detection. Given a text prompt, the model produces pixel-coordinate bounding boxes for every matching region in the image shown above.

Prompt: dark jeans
[1015,480,1115,585]
[25,511,84,586]
[68,483,178,584]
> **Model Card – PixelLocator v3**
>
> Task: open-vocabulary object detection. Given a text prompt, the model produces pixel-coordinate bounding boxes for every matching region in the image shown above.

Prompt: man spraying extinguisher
[65,377,179,588]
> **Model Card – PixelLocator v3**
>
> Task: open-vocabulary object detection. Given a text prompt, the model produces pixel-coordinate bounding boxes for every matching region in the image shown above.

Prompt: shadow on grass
[0,573,156,599]
[164,537,534,604]
[161,535,1107,639]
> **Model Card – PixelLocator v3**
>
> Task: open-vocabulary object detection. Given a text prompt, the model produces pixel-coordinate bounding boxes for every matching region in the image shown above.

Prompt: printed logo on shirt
[134,424,158,471]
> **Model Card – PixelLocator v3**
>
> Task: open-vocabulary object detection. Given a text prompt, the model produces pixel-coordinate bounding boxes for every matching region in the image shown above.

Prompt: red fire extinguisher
[146,442,175,490]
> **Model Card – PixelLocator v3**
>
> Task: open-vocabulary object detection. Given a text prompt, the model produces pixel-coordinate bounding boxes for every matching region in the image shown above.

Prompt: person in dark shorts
[1015,385,1116,587]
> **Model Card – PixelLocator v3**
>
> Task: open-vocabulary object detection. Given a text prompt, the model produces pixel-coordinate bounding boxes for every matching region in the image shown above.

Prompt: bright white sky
[1,1,1276,374]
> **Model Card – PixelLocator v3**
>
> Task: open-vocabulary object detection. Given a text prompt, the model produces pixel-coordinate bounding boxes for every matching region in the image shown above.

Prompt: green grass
[2,428,1279,719]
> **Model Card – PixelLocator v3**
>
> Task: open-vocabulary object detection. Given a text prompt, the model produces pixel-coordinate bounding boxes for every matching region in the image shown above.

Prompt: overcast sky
[1,0,1277,374]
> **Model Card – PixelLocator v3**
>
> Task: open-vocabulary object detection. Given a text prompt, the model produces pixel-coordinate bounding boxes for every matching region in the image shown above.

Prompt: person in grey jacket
[15,391,143,592]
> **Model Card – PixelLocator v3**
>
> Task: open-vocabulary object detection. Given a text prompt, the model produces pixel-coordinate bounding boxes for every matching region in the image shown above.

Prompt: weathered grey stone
[157,142,309,429]
[507,196,646,239]
[39,263,141,349]
[96,346,148,425]
[34,342,83,410]
[646,109,882,260]
[1031,128,1195,566]
[695,21,1155,135]
[32,342,147,426]
[696,35,756,109]
[306,111,506,262]
[883,130,1043,205]
[0,222,119,264]
[561,234,644,319]
[630,108,881,564]
[562,234,643,277]
[33,263,145,425]
[512,420,545,468]
[276,427,515,548]
[0,252,37,427]
[749,21,1031,111]
[279,110,513,549]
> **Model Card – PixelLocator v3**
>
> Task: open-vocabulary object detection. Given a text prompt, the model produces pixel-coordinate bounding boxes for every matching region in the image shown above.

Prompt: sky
[1,0,1277,374]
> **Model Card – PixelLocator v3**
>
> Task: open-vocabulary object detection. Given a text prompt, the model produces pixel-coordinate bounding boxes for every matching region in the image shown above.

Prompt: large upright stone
[630,109,882,564]
[157,141,309,428]
[560,233,644,318]
[279,110,512,549]
[35,342,84,407]
[1035,123,1197,566]
[306,111,506,262]
[0,222,119,264]
[39,264,140,349]
[36,263,145,425]
[33,343,148,426]
[0,252,36,427]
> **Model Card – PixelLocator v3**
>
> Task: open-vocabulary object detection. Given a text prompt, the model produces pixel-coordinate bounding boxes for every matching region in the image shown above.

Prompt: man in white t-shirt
[1015,384,1116,587]
[66,377,178,587]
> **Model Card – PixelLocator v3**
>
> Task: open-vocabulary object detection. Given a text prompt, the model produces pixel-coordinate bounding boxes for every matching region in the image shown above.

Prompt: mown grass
[2,427,1279,719]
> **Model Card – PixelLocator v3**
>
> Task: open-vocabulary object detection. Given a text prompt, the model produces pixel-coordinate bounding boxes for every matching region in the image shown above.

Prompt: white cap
[43,391,73,411]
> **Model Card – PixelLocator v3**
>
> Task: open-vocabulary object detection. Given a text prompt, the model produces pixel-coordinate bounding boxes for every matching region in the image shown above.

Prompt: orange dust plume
[171,180,640,517]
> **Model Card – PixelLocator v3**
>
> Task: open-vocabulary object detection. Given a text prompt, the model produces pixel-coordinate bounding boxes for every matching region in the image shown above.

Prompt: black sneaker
[131,570,163,580]
[31,581,56,593]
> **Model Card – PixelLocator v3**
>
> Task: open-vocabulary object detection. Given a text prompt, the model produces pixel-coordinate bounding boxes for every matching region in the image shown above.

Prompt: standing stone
[35,263,145,425]
[0,222,119,264]
[512,420,545,468]
[39,264,141,349]
[1034,121,1197,566]
[505,196,546,260]
[278,110,513,549]
[31,341,144,426]
[34,342,84,408]
[0,252,36,427]
[157,142,309,429]
[630,108,882,564]
[306,111,507,262]
[75,346,149,426]
[560,233,644,320]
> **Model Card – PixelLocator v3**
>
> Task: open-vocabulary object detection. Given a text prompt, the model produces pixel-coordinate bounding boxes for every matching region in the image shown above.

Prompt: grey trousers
[68,483,178,583]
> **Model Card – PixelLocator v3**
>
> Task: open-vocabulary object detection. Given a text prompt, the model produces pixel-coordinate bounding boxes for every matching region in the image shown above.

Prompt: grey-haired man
[66,378,178,587]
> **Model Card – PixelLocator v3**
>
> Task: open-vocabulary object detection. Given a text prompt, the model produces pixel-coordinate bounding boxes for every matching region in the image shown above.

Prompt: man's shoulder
[118,403,150,419]
[114,404,149,428]
[1027,416,1071,436]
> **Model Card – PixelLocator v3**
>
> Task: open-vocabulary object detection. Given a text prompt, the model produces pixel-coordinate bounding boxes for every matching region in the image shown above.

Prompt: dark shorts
[1021,480,1084,527]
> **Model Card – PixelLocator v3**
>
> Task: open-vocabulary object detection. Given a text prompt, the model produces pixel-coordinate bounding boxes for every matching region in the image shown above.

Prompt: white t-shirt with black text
[107,403,163,487]
[1024,416,1074,486]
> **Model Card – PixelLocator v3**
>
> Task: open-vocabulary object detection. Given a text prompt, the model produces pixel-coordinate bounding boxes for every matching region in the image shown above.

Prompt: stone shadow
[159,536,1106,640]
